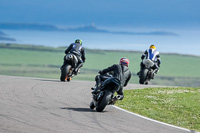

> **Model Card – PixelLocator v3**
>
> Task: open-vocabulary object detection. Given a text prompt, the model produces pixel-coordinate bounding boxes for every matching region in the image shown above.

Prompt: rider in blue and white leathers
[137,45,161,76]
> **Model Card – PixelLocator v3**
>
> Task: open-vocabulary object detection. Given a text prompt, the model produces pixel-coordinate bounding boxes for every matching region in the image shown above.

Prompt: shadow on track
[34,79,61,82]
[61,107,96,112]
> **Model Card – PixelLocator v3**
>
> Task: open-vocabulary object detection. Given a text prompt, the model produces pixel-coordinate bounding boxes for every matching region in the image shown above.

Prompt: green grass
[0,43,200,86]
[0,65,60,79]
[115,87,200,131]
[0,48,63,65]
[160,54,200,77]
[85,50,200,78]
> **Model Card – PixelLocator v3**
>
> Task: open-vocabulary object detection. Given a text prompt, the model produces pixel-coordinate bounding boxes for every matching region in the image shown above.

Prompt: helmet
[149,45,156,53]
[75,39,82,45]
[150,45,156,50]
[120,57,130,67]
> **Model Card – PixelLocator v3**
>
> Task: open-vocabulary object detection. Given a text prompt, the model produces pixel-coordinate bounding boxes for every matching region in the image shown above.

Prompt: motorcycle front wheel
[96,90,112,112]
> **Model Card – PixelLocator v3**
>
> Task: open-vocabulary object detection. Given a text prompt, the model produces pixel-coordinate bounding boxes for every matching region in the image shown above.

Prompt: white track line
[113,105,199,133]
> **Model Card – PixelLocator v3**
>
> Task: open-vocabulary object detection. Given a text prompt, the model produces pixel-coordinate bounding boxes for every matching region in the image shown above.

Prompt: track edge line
[113,105,199,133]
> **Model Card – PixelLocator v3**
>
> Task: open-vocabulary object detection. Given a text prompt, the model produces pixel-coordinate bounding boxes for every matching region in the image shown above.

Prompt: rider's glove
[98,70,103,75]
[141,55,145,60]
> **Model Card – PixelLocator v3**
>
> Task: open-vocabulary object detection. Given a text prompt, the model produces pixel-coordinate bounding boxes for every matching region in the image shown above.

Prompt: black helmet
[75,39,82,45]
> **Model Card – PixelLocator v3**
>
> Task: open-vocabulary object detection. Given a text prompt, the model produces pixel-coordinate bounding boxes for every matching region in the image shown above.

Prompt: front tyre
[139,69,148,84]
[60,65,71,82]
[96,90,112,112]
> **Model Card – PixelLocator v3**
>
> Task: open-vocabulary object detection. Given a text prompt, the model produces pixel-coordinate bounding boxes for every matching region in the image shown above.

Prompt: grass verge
[115,87,200,131]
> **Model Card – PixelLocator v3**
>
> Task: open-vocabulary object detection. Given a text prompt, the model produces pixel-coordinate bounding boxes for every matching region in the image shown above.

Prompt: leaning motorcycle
[139,58,157,85]
[90,77,122,112]
[60,53,78,82]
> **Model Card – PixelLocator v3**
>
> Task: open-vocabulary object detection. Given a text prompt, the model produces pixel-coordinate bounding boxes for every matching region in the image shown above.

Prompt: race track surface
[0,75,194,133]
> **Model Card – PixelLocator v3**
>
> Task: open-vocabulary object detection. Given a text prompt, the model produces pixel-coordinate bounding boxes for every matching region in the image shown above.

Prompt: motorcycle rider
[137,45,161,78]
[61,39,86,75]
[92,57,132,100]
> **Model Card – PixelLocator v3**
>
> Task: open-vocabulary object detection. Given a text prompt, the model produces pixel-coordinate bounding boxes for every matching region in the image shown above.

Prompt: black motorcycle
[139,58,158,85]
[90,77,122,112]
[60,53,78,82]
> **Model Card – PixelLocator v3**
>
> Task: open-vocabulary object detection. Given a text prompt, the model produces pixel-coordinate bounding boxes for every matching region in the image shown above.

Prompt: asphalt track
[0,75,197,133]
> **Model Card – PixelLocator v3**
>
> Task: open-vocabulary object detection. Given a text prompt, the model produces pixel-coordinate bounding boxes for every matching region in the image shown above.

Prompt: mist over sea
[1,29,200,56]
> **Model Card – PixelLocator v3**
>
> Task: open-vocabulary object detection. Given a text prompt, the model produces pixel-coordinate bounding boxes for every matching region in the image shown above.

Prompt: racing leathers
[92,64,131,100]
[62,43,86,74]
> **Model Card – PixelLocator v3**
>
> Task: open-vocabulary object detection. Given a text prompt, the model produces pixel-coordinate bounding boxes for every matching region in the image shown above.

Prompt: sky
[0,0,200,56]
[0,0,200,29]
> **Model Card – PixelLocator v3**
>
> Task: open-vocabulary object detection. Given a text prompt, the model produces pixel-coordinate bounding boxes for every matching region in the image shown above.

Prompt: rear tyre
[60,65,71,82]
[96,90,112,112]
[139,69,148,84]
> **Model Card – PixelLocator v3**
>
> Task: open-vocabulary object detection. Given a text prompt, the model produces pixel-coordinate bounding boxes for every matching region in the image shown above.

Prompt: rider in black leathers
[61,39,86,75]
[92,58,131,100]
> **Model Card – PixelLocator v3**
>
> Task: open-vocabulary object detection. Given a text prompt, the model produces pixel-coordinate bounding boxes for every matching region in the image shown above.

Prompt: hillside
[0,23,62,31]
[0,43,200,87]
[0,31,16,41]
[0,23,178,36]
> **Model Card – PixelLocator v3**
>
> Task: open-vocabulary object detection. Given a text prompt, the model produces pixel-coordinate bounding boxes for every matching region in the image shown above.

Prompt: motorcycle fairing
[101,77,121,93]
[65,53,78,68]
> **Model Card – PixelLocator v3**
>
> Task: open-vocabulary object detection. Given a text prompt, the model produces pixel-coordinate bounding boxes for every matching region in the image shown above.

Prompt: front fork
[92,91,104,107]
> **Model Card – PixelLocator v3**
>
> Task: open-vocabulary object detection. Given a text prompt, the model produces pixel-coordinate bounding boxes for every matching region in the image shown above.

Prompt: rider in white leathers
[137,45,161,77]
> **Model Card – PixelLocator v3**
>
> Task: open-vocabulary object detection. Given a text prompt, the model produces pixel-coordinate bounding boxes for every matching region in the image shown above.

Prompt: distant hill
[0,22,178,36]
[0,31,16,41]
[68,24,108,33]
[0,23,63,31]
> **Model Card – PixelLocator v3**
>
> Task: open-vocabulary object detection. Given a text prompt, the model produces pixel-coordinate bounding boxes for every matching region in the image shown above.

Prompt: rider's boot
[74,63,83,75]
[155,69,159,74]
[73,68,78,75]
[91,79,101,94]
[151,69,159,79]
[151,73,154,79]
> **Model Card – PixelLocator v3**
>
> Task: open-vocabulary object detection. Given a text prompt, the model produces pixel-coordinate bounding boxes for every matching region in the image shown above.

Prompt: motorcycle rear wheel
[60,65,71,82]
[139,69,148,84]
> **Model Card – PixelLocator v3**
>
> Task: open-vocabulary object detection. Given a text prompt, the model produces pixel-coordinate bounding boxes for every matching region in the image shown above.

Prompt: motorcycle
[90,77,122,112]
[60,53,78,82]
[139,58,158,85]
